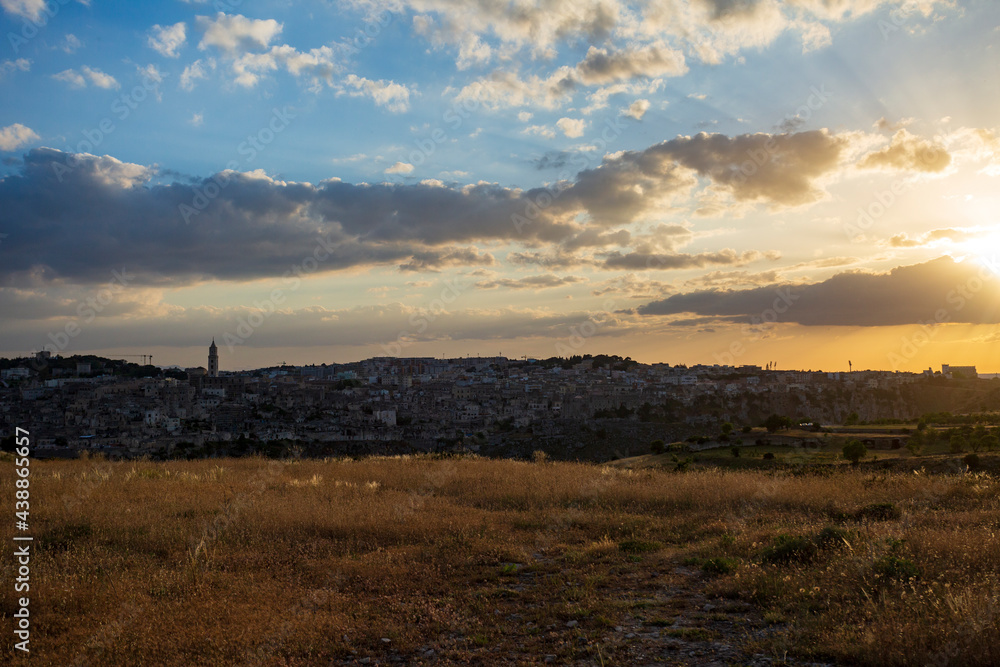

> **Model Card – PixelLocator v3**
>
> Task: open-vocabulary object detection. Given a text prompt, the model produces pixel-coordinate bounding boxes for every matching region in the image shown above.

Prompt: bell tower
[208,338,219,377]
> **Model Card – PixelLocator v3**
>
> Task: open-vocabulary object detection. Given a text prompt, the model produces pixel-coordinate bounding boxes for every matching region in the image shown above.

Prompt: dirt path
[332,555,837,666]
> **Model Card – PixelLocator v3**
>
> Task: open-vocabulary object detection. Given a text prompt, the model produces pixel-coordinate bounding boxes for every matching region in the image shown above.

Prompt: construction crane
[111,354,154,365]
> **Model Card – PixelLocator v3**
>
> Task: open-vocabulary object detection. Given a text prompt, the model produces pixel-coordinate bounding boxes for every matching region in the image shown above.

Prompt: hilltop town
[1,342,994,460]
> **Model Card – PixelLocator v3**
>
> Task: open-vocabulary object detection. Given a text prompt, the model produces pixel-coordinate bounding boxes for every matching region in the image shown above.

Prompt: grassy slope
[2,454,999,665]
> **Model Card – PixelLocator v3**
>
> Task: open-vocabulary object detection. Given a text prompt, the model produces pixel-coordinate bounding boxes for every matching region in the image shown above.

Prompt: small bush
[761,534,817,564]
[854,503,900,521]
[618,539,662,554]
[763,452,775,460]
[731,446,741,458]
[815,526,850,548]
[674,456,694,472]
[964,453,981,470]
[872,555,920,581]
[843,440,867,465]
[650,439,665,455]
[531,450,550,464]
[702,557,739,575]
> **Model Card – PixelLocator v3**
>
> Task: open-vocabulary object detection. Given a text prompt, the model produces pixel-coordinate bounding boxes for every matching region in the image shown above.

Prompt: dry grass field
[2,453,1000,665]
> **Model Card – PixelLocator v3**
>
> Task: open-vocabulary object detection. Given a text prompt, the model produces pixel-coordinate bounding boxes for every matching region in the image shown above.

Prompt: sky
[1,0,999,372]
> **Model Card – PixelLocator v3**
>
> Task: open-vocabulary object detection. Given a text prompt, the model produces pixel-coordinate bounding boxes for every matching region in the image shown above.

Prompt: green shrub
[731,446,741,458]
[815,526,850,548]
[650,439,665,455]
[618,539,662,554]
[873,555,920,581]
[761,534,817,564]
[702,557,739,575]
[964,453,981,470]
[854,503,900,521]
[842,440,867,465]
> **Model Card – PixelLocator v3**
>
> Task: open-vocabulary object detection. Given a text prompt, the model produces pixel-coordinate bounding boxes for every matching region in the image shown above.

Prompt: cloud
[339,75,411,112]
[858,129,951,173]
[52,69,86,88]
[637,256,1000,326]
[53,66,119,90]
[59,33,83,53]
[332,153,368,164]
[0,0,47,21]
[0,58,30,80]
[885,227,984,248]
[188,112,204,127]
[477,274,587,290]
[600,248,775,271]
[192,13,351,92]
[148,22,187,58]
[523,124,556,139]
[454,68,577,110]
[0,149,586,285]
[874,116,914,133]
[81,65,119,89]
[575,42,687,84]
[0,123,39,151]
[0,126,913,290]
[623,99,650,120]
[538,129,850,229]
[231,44,342,89]
[556,117,587,138]
[179,59,212,91]
[397,248,497,272]
[196,12,282,54]
[385,161,414,174]
[683,268,784,288]
[591,274,673,298]
[582,78,663,114]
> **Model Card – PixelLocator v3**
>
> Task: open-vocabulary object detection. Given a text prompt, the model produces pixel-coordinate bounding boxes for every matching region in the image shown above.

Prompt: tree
[949,434,968,454]
[650,439,665,455]
[764,414,792,433]
[843,440,867,465]
[845,412,860,426]
[742,425,753,434]
[721,422,734,435]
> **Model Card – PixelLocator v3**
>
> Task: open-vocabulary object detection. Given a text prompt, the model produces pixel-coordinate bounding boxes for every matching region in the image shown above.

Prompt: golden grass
[1,454,999,665]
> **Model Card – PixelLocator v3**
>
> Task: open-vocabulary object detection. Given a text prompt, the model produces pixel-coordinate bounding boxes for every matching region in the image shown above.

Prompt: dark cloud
[600,249,775,271]
[638,256,1000,326]
[397,248,497,272]
[699,0,766,21]
[0,132,850,287]
[575,43,687,85]
[0,149,572,286]
[533,150,570,170]
[476,274,586,290]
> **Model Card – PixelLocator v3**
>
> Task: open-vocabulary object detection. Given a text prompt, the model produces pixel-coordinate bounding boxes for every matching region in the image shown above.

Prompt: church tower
[208,338,219,377]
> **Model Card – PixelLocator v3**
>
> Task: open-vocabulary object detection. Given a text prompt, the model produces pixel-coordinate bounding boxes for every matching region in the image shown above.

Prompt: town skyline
[5,344,996,378]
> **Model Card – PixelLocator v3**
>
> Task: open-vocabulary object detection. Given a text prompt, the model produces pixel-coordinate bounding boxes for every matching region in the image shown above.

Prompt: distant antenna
[849,360,852,373]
